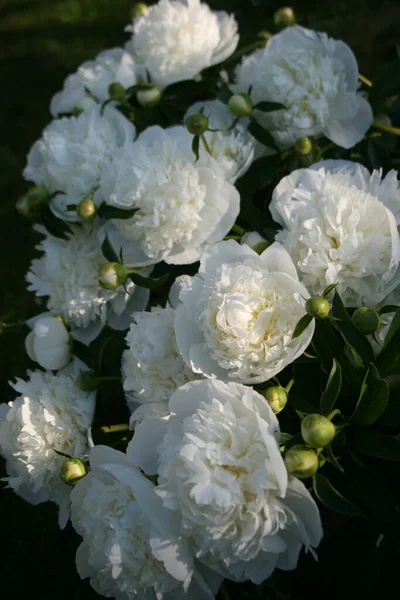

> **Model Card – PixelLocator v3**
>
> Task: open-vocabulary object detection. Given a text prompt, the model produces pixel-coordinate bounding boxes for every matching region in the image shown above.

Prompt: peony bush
[2,1,400,598]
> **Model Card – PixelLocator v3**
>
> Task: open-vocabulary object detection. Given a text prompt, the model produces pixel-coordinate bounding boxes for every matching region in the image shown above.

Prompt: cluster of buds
[285,414,336,479]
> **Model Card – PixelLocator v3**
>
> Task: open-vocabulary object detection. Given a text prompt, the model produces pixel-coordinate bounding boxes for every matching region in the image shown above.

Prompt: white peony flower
[23,105,135,221]
[184,100,255,182]
[26,225,149,344]
[122,304,198,419]
[50,48,138,117]
[270,160,400,306]
[100,125,240,265]
[128,379,323,583]
[174,240,314,384]
[25,315,72,371]
[234,26,373,149]
[0,365,95,528]
[71,445,220,600]
[125,0,238,90]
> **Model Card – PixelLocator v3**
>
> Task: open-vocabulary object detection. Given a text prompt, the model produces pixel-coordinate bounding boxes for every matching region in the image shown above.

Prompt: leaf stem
[372,121,400,136]
[327,408,342,421]
[200,133,212,155]
[285,378,295,394]
[231,224,246,236]
[358,73,373,87]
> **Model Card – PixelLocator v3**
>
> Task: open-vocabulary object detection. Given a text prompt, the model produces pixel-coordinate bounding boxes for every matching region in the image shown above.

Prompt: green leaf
[41,206,73,240]
[53,449,73,459]
[192,135,200,162]
[379,305,400,315]
[376,325,400,377]
[353,363,389,425]
[331,292,374,369]
[320,359,342,416]
[292,314,313,339]
[376,400,400,428]
[129,271,170,290]
[97,204,139,220]
[247,121,279,151]
[382,311,400,349]
[367,139,392,176]
[322,283,338,298]
[236,153,286,194]
[352,428,400,461]
[254,101,286,112]
[101,232,119,263]
[217,82,232,104]
[325,444,344,472]
[290,395,318,414]
[313,474,366,519]
[279,433,293,445]
[162,79,217,101]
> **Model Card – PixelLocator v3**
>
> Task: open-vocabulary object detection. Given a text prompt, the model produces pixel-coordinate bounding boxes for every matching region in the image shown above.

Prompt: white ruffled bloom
[0,366,95,528]
[23,105,135,221]
[100,126,240,265]
[26,225,149,344]
[129,379,323,583]
[125,0,238,90]
[184,100,255,182]
[122,304,198,419]
[234,26,373,149]
[50,48,138,117]
[174,240,314,384]
[25,315,72,371]
[270,160,400,306]
[71,445,219,600]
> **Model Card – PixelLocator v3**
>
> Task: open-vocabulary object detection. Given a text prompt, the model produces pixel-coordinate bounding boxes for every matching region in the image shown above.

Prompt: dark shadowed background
[1,0,400,598]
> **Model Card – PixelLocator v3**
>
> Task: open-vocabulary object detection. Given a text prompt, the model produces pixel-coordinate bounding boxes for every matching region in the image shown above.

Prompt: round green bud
[352,306,381,335]
[264,386,288,414]
[98,262,129,290]
[273,6,296,28]
[76,370,99,393]
[108,82,126,101]
[136,85,161,108]
[76,197,96,220]
[301,413,336,448]
[227,93,253,117]
[16,185,49,217]
[185,113,210,136]
[295,137,312,156]
[284,444,319,479]
[60,458,87,486]
[131,2,148,18]
[306,296,330,319]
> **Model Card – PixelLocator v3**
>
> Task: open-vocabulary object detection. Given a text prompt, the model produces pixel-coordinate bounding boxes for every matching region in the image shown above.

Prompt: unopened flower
[25,315,72,371]
[0,366,95,528]
[128,379,323,583]
[174,240,314,384]
[270,160,400,306]
[125,0,239,89]
[234,26,373,149]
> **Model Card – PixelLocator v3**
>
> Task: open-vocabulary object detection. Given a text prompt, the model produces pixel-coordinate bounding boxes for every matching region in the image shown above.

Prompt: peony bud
[76,370,99,393]
[352,306,381,335]
[76,197,96,220]
[295,137,312,156]
[108,82,126,101]
[131,2,148,18]
[136,85,161,108]
[60,458,87,486]
[185,113,209,136]
[284,444,319,479]
[228,93,253,117]
[273,7,296,29]
[301,414,336,448]
[306,296,330,319]
[16,185,49,217]
[99,263,129,290]
[263,386,288,413]
[25,316,72,371]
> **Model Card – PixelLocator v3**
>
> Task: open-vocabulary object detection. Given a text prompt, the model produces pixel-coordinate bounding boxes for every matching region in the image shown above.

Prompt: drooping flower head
[0,366,95,528]
[50,48,138,117]
[234,26,373,149]
[125,0,238,89]
[174,240,314,384]
[25,315,72,371]
[270,160,400,306]
[129,379,323,583]
[100,126,240,265]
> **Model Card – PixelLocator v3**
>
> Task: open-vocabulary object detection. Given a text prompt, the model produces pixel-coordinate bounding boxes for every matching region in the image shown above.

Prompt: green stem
[200,133,212,156]
[372,121,400,136]
[285,378,295,394]
[231,224,246,236]
[327,409,342,421]
[0,320,26,330]
[99,424,130,434]
[358,73,373,87]
[224,235,241,241]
